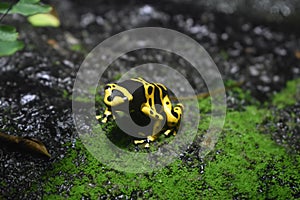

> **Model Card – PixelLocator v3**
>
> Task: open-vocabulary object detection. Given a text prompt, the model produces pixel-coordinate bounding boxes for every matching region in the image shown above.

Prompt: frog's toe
[134,139,151,148]
[101,117,108,123]
[96,115,108,123]
[164,129,172,136]
[134,139,146,145]
[144,143,150,148]
[147,136,156,142]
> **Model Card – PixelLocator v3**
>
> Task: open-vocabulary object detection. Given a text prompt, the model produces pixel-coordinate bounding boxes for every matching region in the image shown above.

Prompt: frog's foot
[100,108,113,123]
[164,129,172,136]
[102,117,108,123]
[144,143,150,148]
[134,139,146,144]
[134,139,150,148]
[134,136,156,148]
[96,114,109,123]
[96,115,108,123]
[147,135,156,142]
[164,129,177,136]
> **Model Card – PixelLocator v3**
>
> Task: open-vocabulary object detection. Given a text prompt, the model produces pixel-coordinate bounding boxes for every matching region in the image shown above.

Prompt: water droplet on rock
[139,5,154,15]
[20,94,37,105]
[249,66,260,76]
[274,47,287,56]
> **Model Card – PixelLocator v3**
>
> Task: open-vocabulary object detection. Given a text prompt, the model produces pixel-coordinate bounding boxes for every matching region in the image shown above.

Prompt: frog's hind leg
[163,124,179,136]
[134,104,164,147]
[134,120,162,148]
[134,121,163,147]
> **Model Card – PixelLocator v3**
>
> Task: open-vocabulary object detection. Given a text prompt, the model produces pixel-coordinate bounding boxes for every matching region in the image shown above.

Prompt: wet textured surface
[261,103,300,154]
[0,0,299,199]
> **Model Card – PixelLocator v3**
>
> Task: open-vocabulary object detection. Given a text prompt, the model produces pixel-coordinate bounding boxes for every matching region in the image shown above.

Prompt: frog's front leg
[141,103,164,142]
[134,104,164,147]
[96,107,113,123]
[134,118,163,147]
[146,118,163,142]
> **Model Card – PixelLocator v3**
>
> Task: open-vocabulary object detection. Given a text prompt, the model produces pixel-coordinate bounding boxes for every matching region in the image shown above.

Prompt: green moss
[0,180,6,187]
[148,162,203,199]
[62,89,70,99]
[225,79,260,109]
[38,140,205,199]
[112,73,122,81]
[33,80,300,199]
[70,44,87,54]
[72,96,92,103]
[198,95,211,114]
[220,49,229,61]
[42,128,299,199]
[203,106,299,199]
[44,194,64,200]
[272,78,300,108]
[72,86,101,103]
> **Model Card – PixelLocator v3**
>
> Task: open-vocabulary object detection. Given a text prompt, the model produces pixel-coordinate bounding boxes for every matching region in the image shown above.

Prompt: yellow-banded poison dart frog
[97,77,183,147]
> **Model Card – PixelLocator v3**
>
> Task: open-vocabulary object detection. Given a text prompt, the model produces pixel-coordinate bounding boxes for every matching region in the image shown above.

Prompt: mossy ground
[36,79,300,199]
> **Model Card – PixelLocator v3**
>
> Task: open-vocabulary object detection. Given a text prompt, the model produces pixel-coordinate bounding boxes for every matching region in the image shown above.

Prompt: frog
[97,77,183,148]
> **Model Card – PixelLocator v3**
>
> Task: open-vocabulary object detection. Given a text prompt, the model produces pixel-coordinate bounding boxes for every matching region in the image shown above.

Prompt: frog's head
[103,83,133,107]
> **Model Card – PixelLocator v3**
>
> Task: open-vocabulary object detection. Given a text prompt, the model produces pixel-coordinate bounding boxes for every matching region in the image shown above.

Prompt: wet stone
[249,65,260,76]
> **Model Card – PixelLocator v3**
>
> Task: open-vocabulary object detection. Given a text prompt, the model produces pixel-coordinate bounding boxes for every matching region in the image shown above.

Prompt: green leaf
[28,13,60,27]
[11,2,51,16]
[0,0,52,56]
[0,25,18,41]
[0,40,24,56]
[19,0,41,3]
[0,2,10,14]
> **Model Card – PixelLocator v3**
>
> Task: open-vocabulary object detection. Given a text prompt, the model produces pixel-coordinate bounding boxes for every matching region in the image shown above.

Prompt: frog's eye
[107,96,112,102]
[105,85,111,90]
